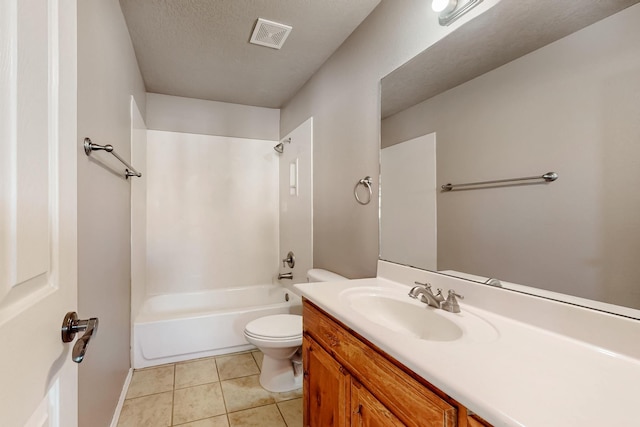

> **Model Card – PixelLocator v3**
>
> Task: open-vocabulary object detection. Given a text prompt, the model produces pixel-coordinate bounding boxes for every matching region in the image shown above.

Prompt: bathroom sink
[340,287,498,343]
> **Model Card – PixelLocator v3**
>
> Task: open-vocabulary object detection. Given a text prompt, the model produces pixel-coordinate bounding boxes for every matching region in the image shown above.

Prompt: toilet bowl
[244,314,303,392]
[243,268,347,392]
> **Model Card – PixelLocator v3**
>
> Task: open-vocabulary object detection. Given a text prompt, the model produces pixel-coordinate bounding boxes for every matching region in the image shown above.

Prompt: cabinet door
[351,379,405,427]
[468,414,492,427]
[303,335,350,427]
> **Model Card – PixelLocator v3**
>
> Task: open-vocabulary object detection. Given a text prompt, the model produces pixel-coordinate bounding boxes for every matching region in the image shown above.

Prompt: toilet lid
[245,314,302,339]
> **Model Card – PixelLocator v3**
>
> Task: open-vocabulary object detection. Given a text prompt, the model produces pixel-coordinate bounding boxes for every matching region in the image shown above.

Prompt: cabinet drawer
[303,300,457,427]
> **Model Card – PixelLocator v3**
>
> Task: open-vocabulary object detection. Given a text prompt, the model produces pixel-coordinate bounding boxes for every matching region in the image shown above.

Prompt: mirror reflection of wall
[381,4,640,311]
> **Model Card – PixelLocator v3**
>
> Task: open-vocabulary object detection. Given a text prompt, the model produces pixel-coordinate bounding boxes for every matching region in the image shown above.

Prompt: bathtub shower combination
[133,284,302,368]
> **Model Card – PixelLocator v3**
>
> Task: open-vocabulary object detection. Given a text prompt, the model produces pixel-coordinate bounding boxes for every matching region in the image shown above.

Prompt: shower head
[273,138,291,154]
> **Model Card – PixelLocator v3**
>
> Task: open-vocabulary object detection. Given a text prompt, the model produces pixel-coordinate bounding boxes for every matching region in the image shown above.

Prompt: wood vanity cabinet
[302,299,492,427]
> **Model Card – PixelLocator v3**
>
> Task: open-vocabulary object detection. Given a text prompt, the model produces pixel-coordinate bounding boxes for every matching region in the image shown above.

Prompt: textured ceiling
[382,0,640,119]
[120,0,381,108]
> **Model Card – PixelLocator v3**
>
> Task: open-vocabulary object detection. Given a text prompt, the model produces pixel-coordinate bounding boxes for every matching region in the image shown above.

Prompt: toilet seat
[244,314,302,340]
[244,331,301,341]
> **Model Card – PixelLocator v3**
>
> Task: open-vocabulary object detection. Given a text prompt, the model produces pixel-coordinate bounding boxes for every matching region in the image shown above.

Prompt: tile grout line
[226,400,283,415]
[275,401,289,427]
[215,357,231,422]
[171,363,176,426]
[123,389,174,401]
[174,378,221,391]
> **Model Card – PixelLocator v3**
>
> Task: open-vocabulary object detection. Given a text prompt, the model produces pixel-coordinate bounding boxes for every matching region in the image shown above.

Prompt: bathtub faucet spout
[278,272,293,280]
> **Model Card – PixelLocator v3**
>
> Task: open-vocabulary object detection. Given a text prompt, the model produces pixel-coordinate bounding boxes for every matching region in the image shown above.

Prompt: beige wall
[77,0,146,425]
[381,5,640,308]
[146,93,280,140]
[280,0,499,278]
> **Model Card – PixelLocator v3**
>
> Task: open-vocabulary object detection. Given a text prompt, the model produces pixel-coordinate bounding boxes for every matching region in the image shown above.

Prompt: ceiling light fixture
[433,0,484,26]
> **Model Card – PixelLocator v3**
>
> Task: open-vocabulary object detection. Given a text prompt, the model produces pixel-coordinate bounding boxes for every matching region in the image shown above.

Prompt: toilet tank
[306,269,347,282]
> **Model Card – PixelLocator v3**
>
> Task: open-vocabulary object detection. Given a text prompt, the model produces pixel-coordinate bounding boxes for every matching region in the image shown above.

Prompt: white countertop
[295,268,640,427]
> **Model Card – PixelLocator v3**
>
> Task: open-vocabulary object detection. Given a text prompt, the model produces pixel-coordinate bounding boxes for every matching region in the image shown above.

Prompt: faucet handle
[282,251,295,268]
[442,290,464,313]
[413,281,432,290]
[447,289,464,300]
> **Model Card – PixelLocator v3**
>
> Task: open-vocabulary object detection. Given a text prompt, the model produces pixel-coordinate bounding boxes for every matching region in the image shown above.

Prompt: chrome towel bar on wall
[84,137,142,179]
[441,171,558,192]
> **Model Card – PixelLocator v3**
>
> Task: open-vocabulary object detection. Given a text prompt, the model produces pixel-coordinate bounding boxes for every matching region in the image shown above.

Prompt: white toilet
[243,268,346,392]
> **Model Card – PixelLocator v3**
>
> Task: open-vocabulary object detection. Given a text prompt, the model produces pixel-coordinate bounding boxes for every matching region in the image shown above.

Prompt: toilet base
[259,353,303,393]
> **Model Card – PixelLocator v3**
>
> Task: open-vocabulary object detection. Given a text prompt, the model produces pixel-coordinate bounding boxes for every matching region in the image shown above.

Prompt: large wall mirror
[380,0,640,316]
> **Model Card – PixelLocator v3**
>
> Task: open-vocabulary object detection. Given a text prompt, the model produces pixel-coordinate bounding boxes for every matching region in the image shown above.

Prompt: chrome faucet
[278,272,293,280]
[410,282,464,313]
[408,282,442,308]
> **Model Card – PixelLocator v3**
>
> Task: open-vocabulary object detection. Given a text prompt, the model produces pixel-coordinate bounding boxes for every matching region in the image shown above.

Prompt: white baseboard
[110,368,133,427]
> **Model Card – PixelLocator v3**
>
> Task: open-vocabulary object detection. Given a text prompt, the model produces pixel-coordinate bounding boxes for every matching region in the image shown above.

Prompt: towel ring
[354,176,373,205]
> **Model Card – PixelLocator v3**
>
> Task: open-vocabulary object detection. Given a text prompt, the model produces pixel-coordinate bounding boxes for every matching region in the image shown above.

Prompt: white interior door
[0,0,79,426]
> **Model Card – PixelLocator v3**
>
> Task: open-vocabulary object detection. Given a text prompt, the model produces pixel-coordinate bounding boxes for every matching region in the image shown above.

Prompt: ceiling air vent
[250,18,292,50]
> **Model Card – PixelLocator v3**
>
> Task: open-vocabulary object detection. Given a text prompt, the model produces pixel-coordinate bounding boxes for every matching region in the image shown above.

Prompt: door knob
[61,312,99,363]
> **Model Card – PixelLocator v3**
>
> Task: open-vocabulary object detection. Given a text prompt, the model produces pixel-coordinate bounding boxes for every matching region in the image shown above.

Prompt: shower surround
[130,95,313,368]
[146,130,280,294]
[130,127,285,367]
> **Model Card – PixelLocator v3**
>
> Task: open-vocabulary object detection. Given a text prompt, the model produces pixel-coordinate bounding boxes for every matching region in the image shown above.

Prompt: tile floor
[117,350,302,427]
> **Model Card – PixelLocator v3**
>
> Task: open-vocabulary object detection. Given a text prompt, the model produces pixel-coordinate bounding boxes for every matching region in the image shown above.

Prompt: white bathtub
[132,284,302,368]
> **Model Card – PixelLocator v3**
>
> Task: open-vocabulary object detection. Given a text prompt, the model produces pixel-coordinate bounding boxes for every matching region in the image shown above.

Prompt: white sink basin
[340,287,499,343]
